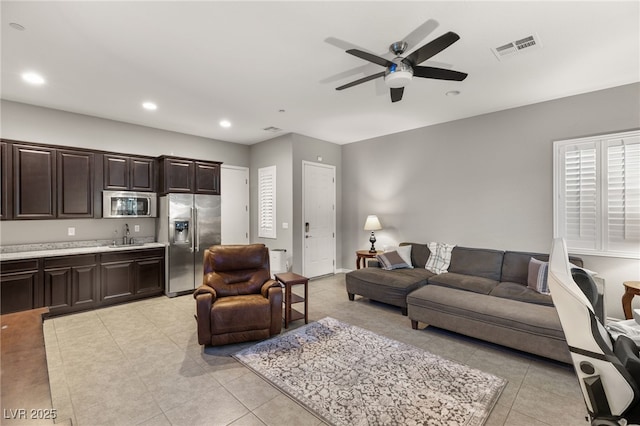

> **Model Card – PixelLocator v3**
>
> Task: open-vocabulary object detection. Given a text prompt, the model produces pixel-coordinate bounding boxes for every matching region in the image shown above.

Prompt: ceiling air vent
[492,34,542,61]
[263,126,282,133]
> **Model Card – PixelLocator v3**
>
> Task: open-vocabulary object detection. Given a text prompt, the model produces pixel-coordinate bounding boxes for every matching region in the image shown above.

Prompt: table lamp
[363,215,382,253]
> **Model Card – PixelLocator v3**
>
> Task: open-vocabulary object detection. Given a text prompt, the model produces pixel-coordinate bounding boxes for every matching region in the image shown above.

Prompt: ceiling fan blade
[390,87,404,103]
[400,19,439,52]
[346,49,394,67]
[336,72,385,90]
[403,31,460,66]
[413,66,468,81]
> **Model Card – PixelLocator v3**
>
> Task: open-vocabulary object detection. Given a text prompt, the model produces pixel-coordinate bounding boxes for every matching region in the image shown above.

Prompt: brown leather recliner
[194,244,282,346]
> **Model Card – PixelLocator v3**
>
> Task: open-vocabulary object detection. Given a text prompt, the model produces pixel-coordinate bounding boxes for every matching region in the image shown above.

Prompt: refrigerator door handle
[195,207,200,252]
[190,207,195,253]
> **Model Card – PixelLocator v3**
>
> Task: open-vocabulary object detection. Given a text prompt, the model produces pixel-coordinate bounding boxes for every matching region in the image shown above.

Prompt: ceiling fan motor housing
[385,59,413,88]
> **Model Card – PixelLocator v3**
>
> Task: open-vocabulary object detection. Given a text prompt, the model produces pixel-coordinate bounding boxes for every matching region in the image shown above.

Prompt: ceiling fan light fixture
[385,60,413,88]
[384,71,412,88]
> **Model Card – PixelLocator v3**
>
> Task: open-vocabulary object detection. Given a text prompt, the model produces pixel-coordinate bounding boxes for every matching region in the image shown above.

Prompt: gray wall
[1,100,250,164]
[341,82,640,319]
[249,133,343,275]
[249,134,294,268]
[0,100,250,245]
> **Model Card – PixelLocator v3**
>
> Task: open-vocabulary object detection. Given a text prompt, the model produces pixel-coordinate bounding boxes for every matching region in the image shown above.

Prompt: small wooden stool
[275,272,308,328]
[622,281,640,319]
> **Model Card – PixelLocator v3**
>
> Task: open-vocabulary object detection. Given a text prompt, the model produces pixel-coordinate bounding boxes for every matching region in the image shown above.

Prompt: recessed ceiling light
[9,22,25,31]
[21,72,45,85]
[446,90,461,97]
[142,102,157,110]
[219,120,231,128]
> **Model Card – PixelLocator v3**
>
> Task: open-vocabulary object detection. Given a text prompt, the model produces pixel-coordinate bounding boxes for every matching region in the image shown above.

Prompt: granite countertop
[0,241,167,262]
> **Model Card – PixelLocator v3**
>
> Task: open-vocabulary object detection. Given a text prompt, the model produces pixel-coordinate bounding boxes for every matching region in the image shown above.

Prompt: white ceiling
[1,1,639,145]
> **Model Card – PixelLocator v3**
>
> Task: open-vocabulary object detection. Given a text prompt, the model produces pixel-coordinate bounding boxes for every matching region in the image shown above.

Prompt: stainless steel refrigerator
[158,194,221,296]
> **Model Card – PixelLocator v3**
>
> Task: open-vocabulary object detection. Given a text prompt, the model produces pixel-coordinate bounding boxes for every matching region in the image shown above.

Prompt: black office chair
[548,238,640,425]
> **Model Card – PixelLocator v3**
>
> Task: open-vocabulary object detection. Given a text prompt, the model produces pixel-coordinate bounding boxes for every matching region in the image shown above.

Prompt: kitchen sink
[107,242,147,248]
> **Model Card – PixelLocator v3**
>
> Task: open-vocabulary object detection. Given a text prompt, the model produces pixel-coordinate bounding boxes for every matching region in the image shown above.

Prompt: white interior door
[221,165,249,244]
[303,161,336,278]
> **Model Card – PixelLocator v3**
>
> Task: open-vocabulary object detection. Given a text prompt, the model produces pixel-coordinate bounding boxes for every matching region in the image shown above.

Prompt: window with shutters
[258,166,276,239]
[554,130,640,258]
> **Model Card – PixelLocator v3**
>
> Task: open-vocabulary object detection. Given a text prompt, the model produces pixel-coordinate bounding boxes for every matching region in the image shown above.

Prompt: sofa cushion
[427,272,499,295]
[527,258,550,294]
[447,247,504,281]
[377,250,412,270]
[502,251,584,286]
[400,242,430,268]
[490,281,554,306]
[407,285,565,339]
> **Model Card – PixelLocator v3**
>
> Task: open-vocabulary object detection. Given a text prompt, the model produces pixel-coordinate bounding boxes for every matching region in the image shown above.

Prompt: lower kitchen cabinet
[0,247,165,316]
[44,254,98,315]
[0,259,43,314]
[100,247,164,306]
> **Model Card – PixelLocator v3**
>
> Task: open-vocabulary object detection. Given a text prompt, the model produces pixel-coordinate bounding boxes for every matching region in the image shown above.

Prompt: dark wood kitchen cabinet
[103,154,155,192]
[194,161,221,194]
[57,149,94,218]
[0,140,12,220]
[100,248,164,305]
[0,259,43,314]
[43,254,98,315]
[12,144,56,219]
[158,156,221,195]
[12,144,95,219]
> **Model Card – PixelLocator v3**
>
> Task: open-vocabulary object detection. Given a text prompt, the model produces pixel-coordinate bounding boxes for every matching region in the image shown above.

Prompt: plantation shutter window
[258,166,276,239]
[606,135,640,253]
[554,130,640,258]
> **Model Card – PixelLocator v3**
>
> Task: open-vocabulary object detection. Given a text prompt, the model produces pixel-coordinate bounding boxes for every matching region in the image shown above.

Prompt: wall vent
[492,34,542,60]
[263,126,282,133]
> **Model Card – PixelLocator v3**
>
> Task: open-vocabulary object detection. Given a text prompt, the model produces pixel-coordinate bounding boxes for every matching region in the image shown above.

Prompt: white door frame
[302,160,336,277]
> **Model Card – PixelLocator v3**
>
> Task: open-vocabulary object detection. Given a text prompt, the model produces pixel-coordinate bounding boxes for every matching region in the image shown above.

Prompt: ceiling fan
[335,31,468,103]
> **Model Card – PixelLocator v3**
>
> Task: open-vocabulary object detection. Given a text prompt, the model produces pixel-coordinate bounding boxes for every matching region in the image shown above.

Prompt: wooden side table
[275,272,308,328]
[622,281,640,319]
[356,250,381,269]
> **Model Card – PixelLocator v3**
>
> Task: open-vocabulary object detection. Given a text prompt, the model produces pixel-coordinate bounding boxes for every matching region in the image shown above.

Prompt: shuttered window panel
[606,135,640,253]
[258,166,276,239]
[554,130,640,258]
[562,143,598,251]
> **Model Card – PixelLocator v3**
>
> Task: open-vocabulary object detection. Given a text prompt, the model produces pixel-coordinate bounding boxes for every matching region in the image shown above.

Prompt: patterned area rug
[234,317,506,426]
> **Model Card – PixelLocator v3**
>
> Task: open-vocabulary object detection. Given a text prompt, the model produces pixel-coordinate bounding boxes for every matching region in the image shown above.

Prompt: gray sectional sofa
[345,242,600,363]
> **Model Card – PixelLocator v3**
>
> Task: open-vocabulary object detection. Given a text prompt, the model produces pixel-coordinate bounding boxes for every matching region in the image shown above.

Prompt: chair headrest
[205,244,269,272]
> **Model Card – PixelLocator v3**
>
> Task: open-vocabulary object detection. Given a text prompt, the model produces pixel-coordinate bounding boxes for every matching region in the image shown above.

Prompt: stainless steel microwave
[102,191,157,218]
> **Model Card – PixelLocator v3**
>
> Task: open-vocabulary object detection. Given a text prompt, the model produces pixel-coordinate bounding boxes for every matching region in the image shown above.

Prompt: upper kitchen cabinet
[13,144,57,219]
[194,161,221,195]
[11,143,96,219]
[157,156,221,195]
[1,140,12,220]
[57,149,94,218]
[103,154,155,192]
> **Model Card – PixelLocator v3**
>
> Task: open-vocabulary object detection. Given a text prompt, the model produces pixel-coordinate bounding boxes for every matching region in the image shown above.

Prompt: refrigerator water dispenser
[173,220,190,244]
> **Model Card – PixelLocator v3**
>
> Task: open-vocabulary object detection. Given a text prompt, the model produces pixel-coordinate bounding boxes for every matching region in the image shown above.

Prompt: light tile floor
[43,273,589,425]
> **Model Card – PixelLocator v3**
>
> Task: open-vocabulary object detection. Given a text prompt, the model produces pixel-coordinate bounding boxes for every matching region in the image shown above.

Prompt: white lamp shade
[363,215,382,231]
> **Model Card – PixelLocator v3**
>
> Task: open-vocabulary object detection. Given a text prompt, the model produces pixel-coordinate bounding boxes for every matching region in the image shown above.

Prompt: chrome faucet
[123,224,130,245]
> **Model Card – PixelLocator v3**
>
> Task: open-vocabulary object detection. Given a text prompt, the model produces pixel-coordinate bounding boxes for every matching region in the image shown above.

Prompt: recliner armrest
[260,279,280,298]
[194,285,216,345]
[194,285,217,301]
